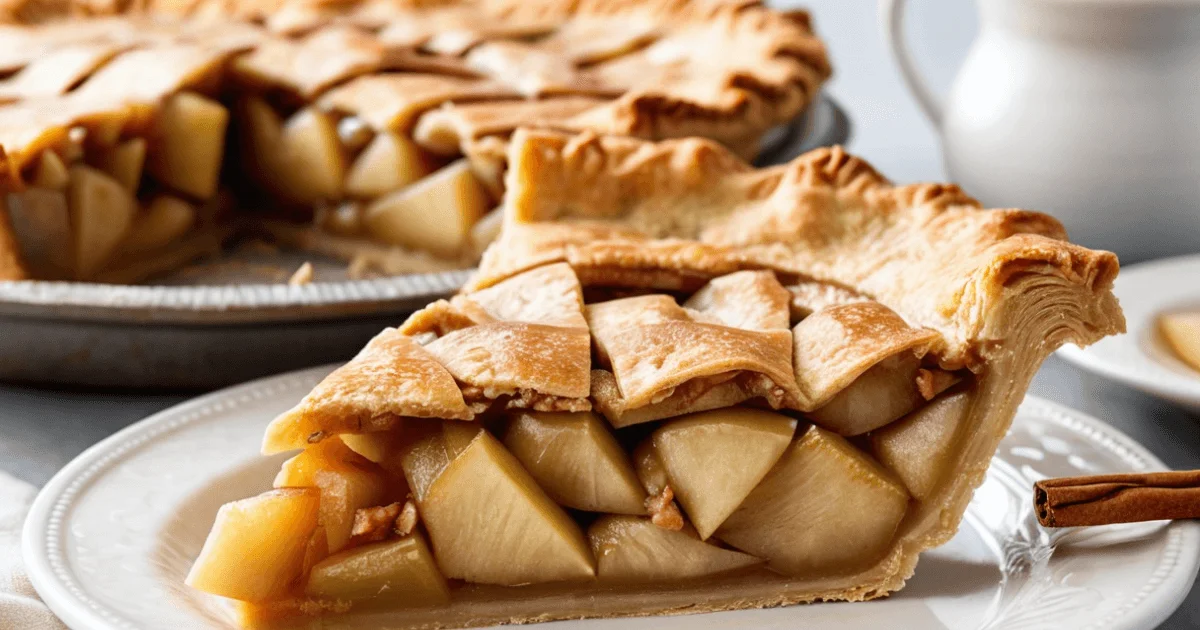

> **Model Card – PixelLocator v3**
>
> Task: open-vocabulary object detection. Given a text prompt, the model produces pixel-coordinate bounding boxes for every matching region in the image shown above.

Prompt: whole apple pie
[186,130,1125,628]
[0,0,829,282]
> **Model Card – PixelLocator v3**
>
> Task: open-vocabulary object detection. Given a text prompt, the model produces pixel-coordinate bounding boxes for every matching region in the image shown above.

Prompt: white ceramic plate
[23,366,1200,630]
[1058,254,1200,412]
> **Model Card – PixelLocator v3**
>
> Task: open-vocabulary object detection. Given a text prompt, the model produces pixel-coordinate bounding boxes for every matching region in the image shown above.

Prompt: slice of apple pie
[0,0,829,283]
[187,130,1124,628]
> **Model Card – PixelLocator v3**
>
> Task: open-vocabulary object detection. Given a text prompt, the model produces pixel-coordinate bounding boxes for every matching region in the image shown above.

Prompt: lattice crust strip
[0,0,829,283]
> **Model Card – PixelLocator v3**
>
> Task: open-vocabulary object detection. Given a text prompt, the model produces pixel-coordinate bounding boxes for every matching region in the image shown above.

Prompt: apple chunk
[504,411,646,515]
[363,159,488,258]
[344,131,429,198]
[649,408,796,539]
[306,532,450,606]
[67,165,136,278]
[717,425,910,577]
[186,488,320,602]
[1160,311,1200,372]
[276,108,347,204]
[402,423,595,585]
[273,438,389,553]
[590,515,761,582]
[806,353,924,436]
[122,195,196,255]
[147,92,228,199]
[30,150,69,190]
[89,138,146,193]
[275,436,368,488]
[314,463,389,553]
[871,389,973,500]
[5,188,73,278]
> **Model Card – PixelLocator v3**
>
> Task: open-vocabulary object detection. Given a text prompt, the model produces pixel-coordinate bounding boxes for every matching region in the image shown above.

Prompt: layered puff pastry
[186,130,1124,628]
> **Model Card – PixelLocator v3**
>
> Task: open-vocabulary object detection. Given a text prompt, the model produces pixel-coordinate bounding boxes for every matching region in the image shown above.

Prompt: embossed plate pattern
[22,365,1200,630]
[1058,254,1200,412]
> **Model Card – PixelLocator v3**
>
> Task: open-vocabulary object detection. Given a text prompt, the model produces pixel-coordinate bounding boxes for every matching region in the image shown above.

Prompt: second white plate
[1058,254,1200,411]
[22,365,1200,630]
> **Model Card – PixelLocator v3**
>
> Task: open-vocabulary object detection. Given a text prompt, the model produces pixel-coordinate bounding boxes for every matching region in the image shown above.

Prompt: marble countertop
[1,1,1197,628]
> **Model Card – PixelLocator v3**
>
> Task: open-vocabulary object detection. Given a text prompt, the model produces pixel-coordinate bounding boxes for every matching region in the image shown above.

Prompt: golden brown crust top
[476,130,1124,368]
[262,328,472,453]
[0,0,828,181]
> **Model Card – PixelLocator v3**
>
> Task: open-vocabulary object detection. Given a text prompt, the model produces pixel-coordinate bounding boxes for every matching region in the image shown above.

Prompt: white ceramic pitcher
[881,0,1200,262]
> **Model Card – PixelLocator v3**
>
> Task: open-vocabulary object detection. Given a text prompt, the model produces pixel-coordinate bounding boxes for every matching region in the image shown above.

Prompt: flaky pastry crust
[245,131,1125,628]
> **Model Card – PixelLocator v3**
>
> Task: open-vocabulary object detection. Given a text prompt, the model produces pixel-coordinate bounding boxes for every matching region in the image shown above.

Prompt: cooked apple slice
[275,436,368,488]
[363,159,489,258]
[30,151,69,190]
[871,389,973,500]
[344,131,429,198]
[590,515,761,582]
[301,525,329,578]
[240,96,283,175]
[337,115,375,154]
[1160,311,1200,372]
[806,353,924,436]
[67,165,136,278]
[341,431,408,464]
[503,411,646,514]
[314,463,389,553]
[121,195,196,255]
[89,138,146,193]
[717,425,910,577]
[274,107,347,205]
[186,488,320,602]
[273,437,388,552]
[633,439,667,497]
[147,92,228,199]
[648,408,796,539]
[5,188,73,278]
[401,423,595,585]
[306,532,450,606]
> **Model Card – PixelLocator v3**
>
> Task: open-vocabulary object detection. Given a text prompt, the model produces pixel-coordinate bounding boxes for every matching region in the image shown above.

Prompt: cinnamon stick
[1034,471,1200,527]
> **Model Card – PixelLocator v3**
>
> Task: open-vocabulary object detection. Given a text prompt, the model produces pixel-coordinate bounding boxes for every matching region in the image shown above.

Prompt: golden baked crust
[0,0,828,179]
[0,0,829,282]
[476,130,1122,369]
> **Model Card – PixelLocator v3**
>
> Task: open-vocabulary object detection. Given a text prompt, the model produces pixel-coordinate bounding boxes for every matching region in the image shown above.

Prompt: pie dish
[0,0,829,283]
[185,130,1124,628]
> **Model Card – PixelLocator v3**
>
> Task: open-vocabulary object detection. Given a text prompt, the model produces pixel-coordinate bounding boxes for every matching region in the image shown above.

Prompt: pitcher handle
[880,0,943,127]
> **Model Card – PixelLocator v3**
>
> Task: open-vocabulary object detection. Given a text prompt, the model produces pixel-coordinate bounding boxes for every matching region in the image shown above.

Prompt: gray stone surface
[0,1,1196,627]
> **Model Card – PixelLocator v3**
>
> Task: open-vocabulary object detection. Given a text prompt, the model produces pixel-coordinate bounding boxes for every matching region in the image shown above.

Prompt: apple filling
[189,263,981,627]
[0,3,831,282]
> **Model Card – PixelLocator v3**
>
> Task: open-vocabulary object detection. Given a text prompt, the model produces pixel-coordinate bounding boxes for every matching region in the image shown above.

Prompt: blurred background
[784,0,976,184]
